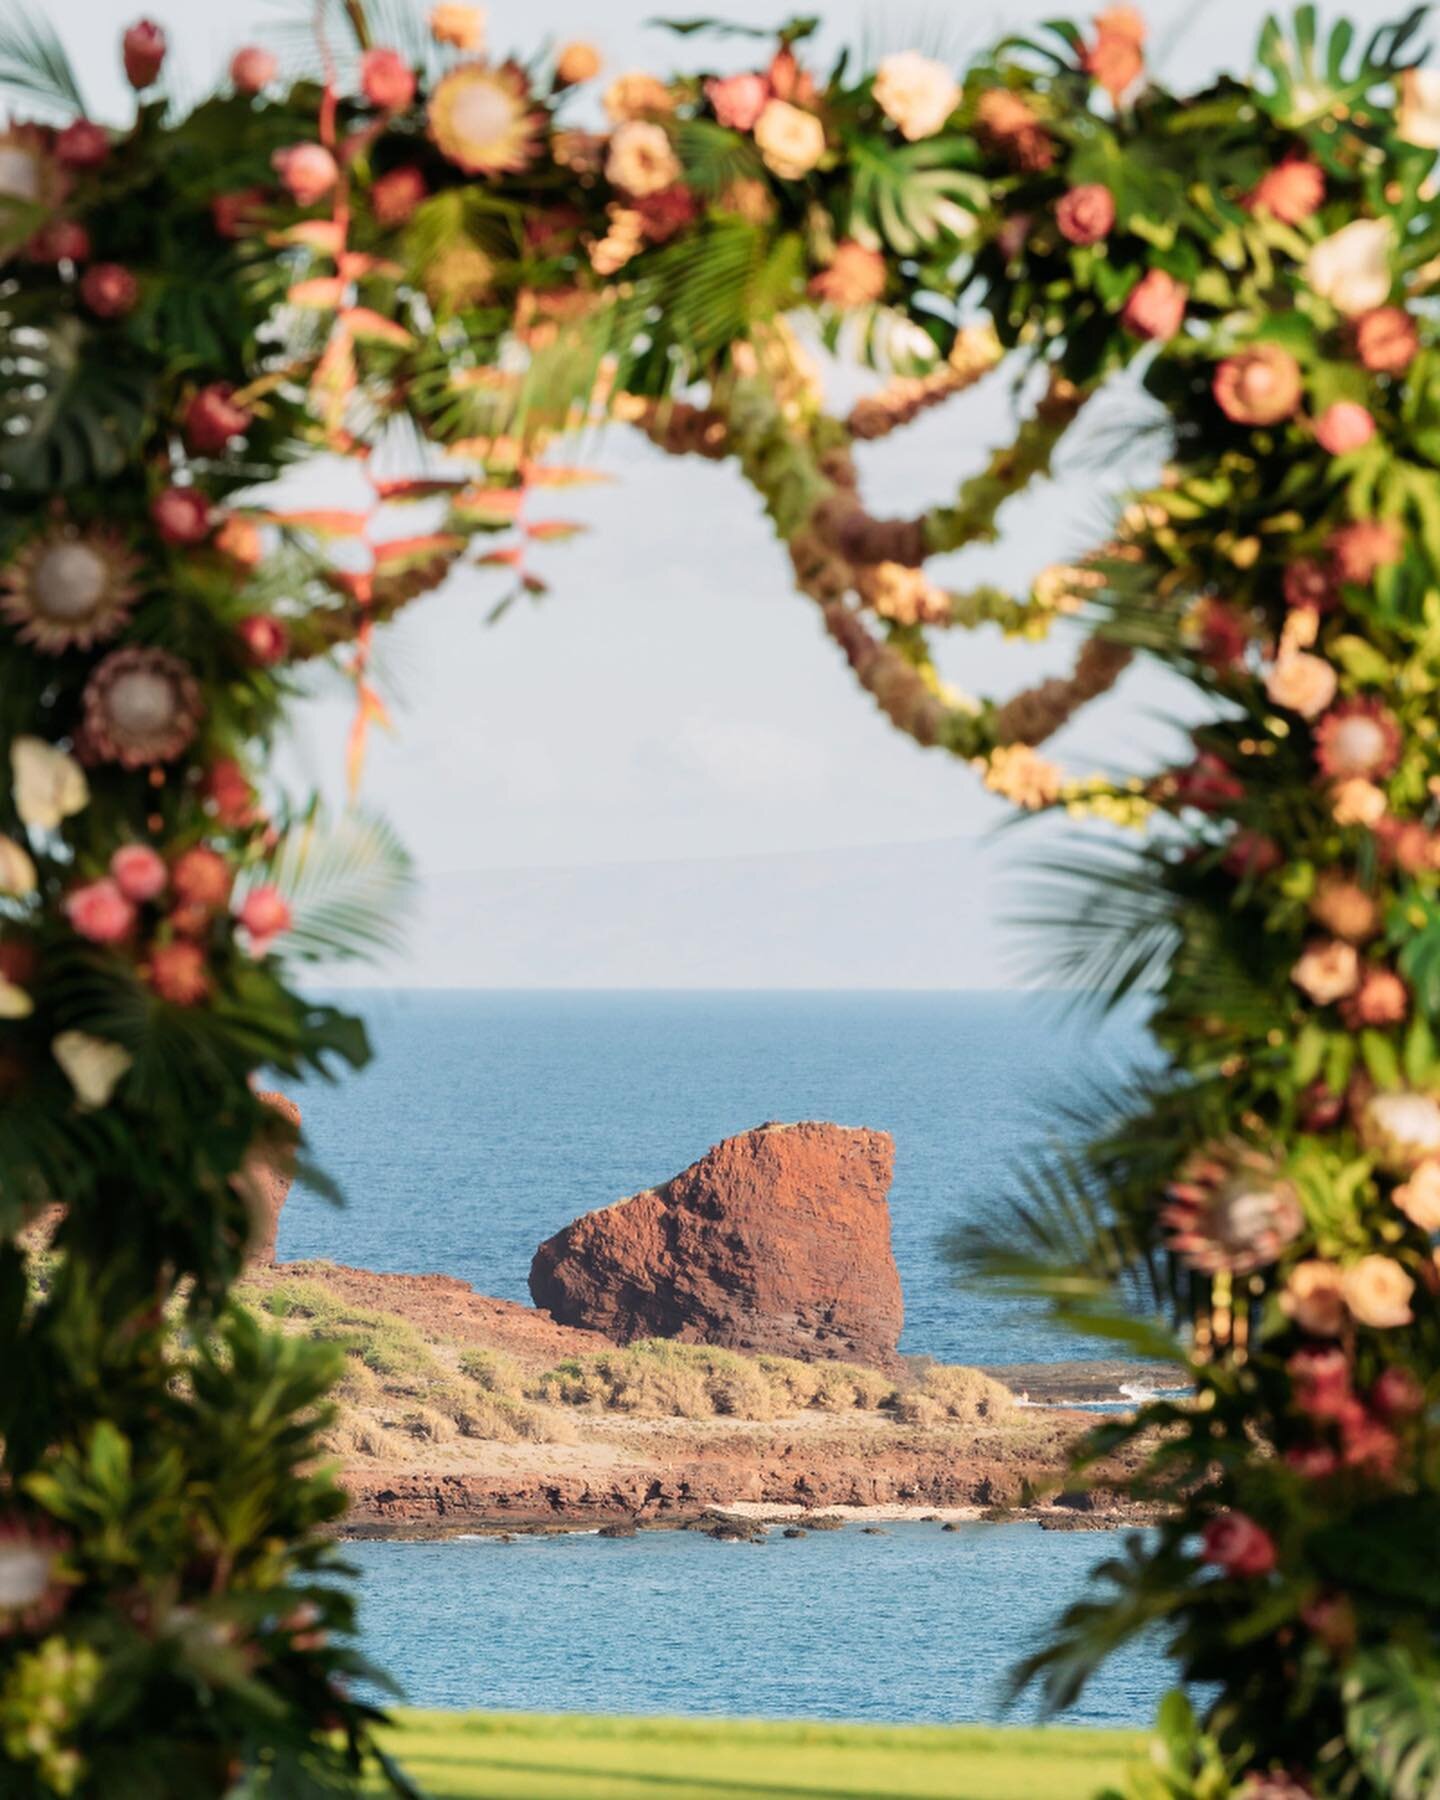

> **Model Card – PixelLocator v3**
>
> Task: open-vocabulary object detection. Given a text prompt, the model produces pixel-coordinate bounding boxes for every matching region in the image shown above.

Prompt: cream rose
[0,834,36,896]
[1330,777,1387,828]
[873,52,960,142]
[1399,67,1440,150]
[1281,1260,1348,1337]
[52,1031,133,1111]
[1394,1160,1440,1232]
[753,99,825,181]
[1292,939,1360,1005]
[1306,220,1392,318]
[11,737,88,832]
[1342,1255,1415,1329]
[604,121,681,198]
[1265,651,1336,720]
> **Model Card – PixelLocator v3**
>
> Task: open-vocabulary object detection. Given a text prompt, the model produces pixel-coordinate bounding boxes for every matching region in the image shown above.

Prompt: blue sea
[284,989,1152,1368]
[283,990,1168,1726]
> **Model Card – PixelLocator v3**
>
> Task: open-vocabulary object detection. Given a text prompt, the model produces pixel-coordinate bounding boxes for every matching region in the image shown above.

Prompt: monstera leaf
[1255,4,1431,128]
[847,136,989,258]
[1344,1647,1440,1800]
[0,317,154,492]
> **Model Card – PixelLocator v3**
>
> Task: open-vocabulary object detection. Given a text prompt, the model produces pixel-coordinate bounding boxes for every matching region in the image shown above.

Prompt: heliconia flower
[110,844,167,903]
[53,1030,132,1110]
[1371,1366,1426,1420]
[1306,219,1392,317]
[975,90,1054,171]
[705,73,770,132]
[1314,698,1402,782]
[1309,876,1379,942]
[82,647,203,769]
[1342,1255,1415,1329]
[65,877,136,945]
[11,737,88,831]
[1341,965,1408,1029]
[0,526,138,655]
[1288,1346,1352,1420]
[1055,183,1116,245]
[1356,306,1420,375]
[752,99,826,181]
[1398,66,1440,149]
[54,119,110,170]
[237,884,293,952]
[1213,344,1303,426]
[605,120,683,197]
[1328,519,1403,585]
[1161,1143,1303,1275]
[555,42,602,87]
[122,18,166,89]
[0,1515,71,1636]
[79,261,139,318]
[1281,1261,1348,1337]
[1361,1088,1440,1174]
[872,51,960,142]
[1314,401,1376,455]
[172,846,232,911]
[1266,651,1336,719]
[1121,268,1186,340]
[808,240,887,308]
[371,166,427,226]
[151,486,213,546]
[1245,157,1324,224]
[430,4,486,51]
[202,758,259,830]
[1084,7,1146,100]
[214,515,261,568]
[230,45,278,94]
[272,142,339,206]
[147,939,210,1005]
[1393,1160,1440,1231]
[1201,1512,1276,1579]
[429,62,544,176]
[362,48,417,112]
[237,614,289,665]
[185,384,252,456]
[0,836,36,897]
[1291,938,1360,1006]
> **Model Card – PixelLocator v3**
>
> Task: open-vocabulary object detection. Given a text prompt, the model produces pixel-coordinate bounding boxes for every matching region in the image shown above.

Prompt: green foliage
[1343,1646,1440,1800]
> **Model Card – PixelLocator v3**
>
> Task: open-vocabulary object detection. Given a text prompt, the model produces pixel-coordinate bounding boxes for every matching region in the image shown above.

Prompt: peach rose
[1331,778,1388,828]
[271,143,339,206]
[1265,651,1336,719]
[1291,938,1360,1005]
[1356,307,1420,375]
[65,877,136,945]
[429,5,485,52]
[1394,1160,1440,1232]
[1309,877,1379,942]
[1328,520,1403,585]
[1341,966,1408,1028]
[1315,402,1376,455]
[1213,344,1303,426]
[1307,220,1392,318]
[873,51,959,142]
[753,100,826,181]
[705,73,769,132]
[555,43,601,87]
[1281,1261,1348,1337]
[1342,1255,1415,1329]
[110,844,167,903]
[1121,268,1186,340]
[1246,158,1324,224]
[605,121,682,198]
[1056,183,1116,245]
[809,240,887,308]
[230,46,278,96]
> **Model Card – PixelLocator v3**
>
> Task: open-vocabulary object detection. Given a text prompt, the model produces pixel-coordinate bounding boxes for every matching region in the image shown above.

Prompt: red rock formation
[245,1091,301,1265]
[529,1121,903,1369]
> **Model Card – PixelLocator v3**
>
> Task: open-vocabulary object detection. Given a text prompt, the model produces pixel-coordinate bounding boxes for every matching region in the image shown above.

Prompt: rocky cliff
[529,1122,904,1370]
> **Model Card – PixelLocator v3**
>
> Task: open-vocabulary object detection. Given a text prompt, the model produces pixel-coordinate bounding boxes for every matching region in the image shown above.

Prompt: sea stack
[529,1121,904,1370]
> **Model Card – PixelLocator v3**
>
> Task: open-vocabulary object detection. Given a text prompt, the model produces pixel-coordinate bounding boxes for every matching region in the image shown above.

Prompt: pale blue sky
[28,3,1414,981]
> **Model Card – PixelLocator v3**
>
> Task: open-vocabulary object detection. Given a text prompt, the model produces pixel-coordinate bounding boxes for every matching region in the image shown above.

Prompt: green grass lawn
[373,1712,1147,1800]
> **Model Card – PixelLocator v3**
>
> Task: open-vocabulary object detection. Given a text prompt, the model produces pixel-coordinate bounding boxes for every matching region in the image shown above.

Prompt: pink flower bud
[1201,1511,1277,1578]
[1121,267,1187,341]
[1056,183,1116,246]
[271,142,339,207]
[66,877,137,945]
[237,615,289,666]
[123,19,167,90]
[55,119,110,169]
[184,384,252,455]
[238,884,293,950]
[26,220,91,264]
[1314,401,1377,455]
[230,46,279,95]
[80,262,139,319]
[110,844,168,903]
[361,48,417,112]
[151,486,214,546]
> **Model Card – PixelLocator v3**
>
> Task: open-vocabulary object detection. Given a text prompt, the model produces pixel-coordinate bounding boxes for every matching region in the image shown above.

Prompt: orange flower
[1213,344,1303,426]
[1245,159,1324,225]
[808,240,887,308]
[1084,9,1145,100]
[429,5,485,51]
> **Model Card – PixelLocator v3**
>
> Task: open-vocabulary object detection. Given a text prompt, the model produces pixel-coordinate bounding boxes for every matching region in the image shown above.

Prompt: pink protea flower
[1056,183,1115,245]
[238,884,292,953]
[147,939,210,1005]
[1121,268,1186,340]
[272,142,339,206]
[1287,1346,1352,1420]
[706,73,770,131]
[1213,344,1303,426]
[1245,158,1324,224]
[123,18,166,89]
[79,261,138,318]
[172,846,232,911]
[1314,401,1376,455]
[238,615,289,666]
[82,647,202,768]
[230,46,278,95]
[371,166,427,226]
[1356,306,1420,375]
[151,486,213,546]
[110,844,167,903]
[1202,1512,1277,1579]
[1328,519,1403,585]
[185,384,252,455]
[1162,1143,1303,1275]
[54,119,110,169]
[66,877,137,944]
[1314,698,1403,781]
[362,48,417,111]
[0,1515,71,1637]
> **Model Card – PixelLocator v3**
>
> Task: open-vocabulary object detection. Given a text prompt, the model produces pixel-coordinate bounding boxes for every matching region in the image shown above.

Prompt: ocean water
[349,1522,1171,1728]
[283,989,1152,1368]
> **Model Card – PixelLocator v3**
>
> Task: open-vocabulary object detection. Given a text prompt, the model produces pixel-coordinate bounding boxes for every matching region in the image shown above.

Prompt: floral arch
[1,2,1439,1794]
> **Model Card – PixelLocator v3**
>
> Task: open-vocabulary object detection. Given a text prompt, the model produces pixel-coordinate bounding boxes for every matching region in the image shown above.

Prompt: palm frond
[0,7,86,117]
[259,808,414,965]
[1344,1646,1440,1800]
